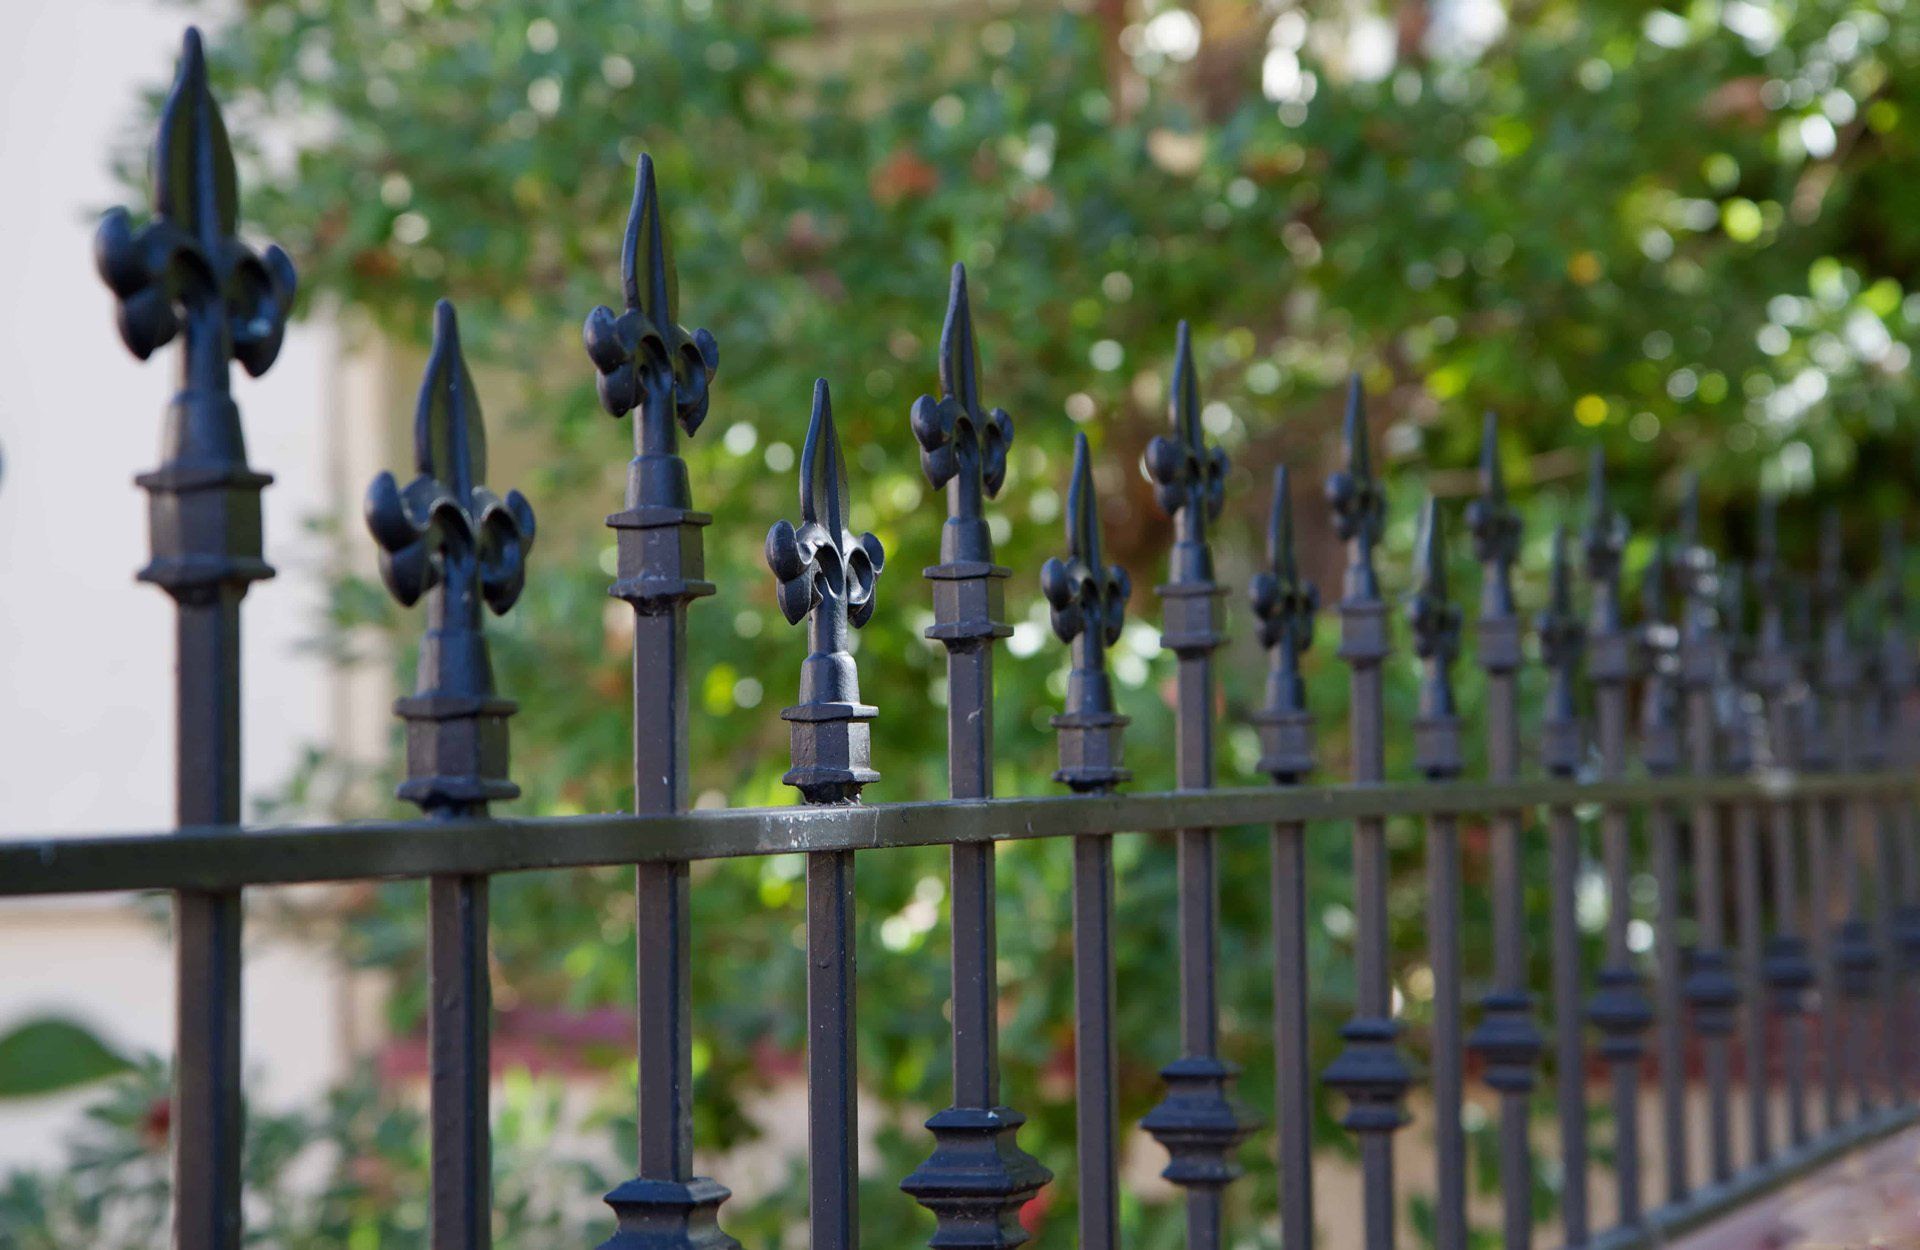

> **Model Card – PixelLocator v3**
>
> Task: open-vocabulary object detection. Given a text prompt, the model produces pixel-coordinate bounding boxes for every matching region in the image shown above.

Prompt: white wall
[0,0,368,1168]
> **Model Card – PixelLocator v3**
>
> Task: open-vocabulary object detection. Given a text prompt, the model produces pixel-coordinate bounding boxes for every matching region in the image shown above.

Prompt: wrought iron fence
[11,27,1920,1250]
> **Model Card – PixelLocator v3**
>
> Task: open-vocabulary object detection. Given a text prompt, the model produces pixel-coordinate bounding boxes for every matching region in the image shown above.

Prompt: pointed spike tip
[1418,497,1447,588]
[1268,464,1294,568]
[1480,408,1502,477]
[1343,374,1370,473]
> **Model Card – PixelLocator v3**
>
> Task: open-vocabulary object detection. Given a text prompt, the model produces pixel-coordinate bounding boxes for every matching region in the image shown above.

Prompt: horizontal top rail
[2,770,1908,897]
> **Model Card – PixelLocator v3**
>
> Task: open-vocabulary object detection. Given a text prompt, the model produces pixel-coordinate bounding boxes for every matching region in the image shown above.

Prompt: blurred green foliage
[32,0,1920,1246]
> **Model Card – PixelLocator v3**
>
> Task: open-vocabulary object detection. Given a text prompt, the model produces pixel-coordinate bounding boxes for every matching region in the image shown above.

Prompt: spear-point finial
[1044,433,1130,650]
[1882,518,1908,622]
[1042,433,1133,792]
[1816,507,1859,698]
[1582,447,1630,675]
[1144,321,1229,590]
[1466,411,1520,574]
[1251,466,1319,782]
[365,300,536,815]
[1327,374,1385,602]
[95,27,297,458]
[1467,410,1523,670]
[1539,526,1585,775]
[911,263,1014,572]
[767,380,886,804]
[1639,539,1683,775]
[1409,497,1462,777]
[583,154,719,468]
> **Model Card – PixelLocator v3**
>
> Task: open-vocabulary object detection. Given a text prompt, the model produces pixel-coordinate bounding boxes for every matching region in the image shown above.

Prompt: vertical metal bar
[1537,523,1589,1249]
[1270,818,1312,1249]
[1044,432,1133,1250]
[1073,832,1120,1250]
[1409,500,1466,1250]
[1636,543,1689,1204]
[94,32,299,1250]
[365,302,536,1250]
[430,874,492,1249]
[903,266,1048,1246]
[1806,792,1845,1132]
[1768,796,1814,1149]
[1676,482,1736,1186]
[1252,465,1317,1250]
[767,380,885,1250]
[586,155,734,1250]
[1429,813,1466,1250]
[1141,324,1257,1250]
[1733,799,1769,1165]
[1752,500,1814,1153]
[1717,564,1771,1168]
[809,848,859,1250]
[1583,455,1650,1233]
[1879,521,1920,1106]
[1320,379,1409,1250]
[1465,415,1543,1250]
[1817,513,1877,1123]
[1549,805,1590,1242]
[172,604,248,1250]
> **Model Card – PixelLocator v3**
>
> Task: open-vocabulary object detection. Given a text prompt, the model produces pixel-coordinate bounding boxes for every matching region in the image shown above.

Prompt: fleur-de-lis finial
[1716,562,1755,770]
[365,301,536,814]
[1465,411,1521,608]
[1583,447,1631,669]
[1879,519,1914,699]
[1409,498,1462,777]
[767,380,886,804]
[583,155,719,479]
[1640,539,1683,774]
[1144,321,1229,584]
[911,263,1014,565]
[96,29,297,387]
[1327,374,1385,601]
[1042,433,1133,792]
[1044,433,1131,655]
[1882,518,1908,625]
[1252,468,1318,690]
[1816,508,1860,698]
[1251,467,1319,783]
[1538,526,1585,774]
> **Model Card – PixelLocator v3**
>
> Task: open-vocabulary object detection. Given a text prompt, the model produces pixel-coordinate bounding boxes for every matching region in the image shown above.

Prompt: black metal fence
[12,27,1920,1250]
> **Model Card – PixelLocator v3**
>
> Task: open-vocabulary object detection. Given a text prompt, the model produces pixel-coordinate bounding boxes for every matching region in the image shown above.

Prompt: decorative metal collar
[911,263,1013,569]
[1326,374,1385,603]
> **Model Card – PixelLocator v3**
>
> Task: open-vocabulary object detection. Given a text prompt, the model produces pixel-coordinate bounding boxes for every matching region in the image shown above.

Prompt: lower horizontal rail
[1589,1106,1920,1250]
[1,771,1910,897]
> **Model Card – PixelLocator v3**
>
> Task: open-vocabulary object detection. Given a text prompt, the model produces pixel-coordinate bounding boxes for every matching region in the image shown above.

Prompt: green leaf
[0,1017,133,1099]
